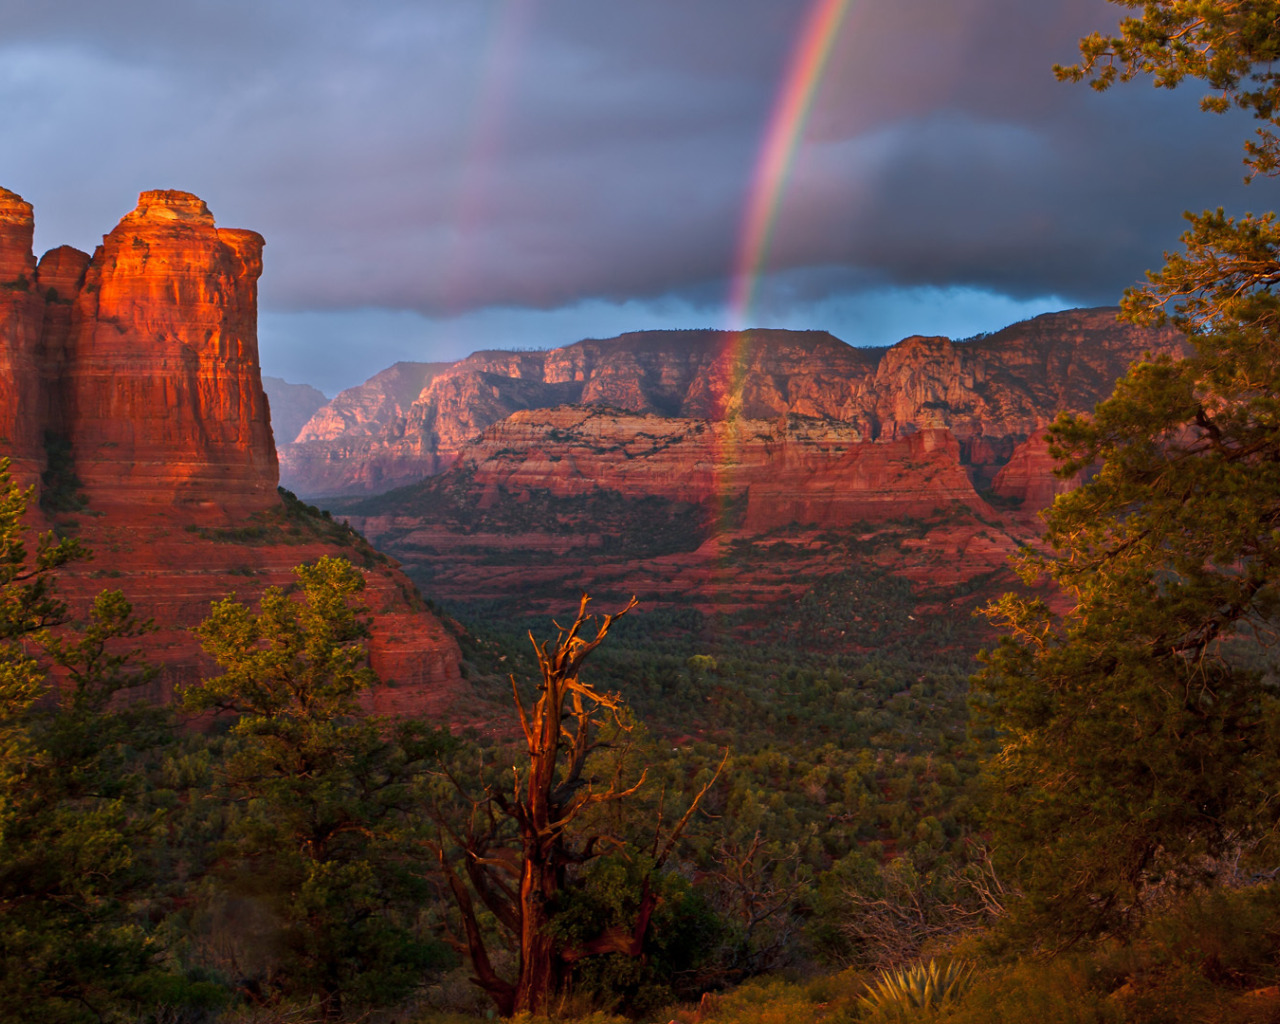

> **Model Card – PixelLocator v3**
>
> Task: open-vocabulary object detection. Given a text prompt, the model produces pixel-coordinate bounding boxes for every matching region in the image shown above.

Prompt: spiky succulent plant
[857,958,974,1015]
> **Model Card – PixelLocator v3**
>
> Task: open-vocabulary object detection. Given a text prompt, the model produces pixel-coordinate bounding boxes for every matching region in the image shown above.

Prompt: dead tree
[429,596,722,1017]
[704,829,811,978]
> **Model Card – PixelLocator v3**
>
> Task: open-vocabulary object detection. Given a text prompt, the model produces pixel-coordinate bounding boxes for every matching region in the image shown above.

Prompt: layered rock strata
[284,361,457,494]
[68,192,278,512]
[0,188,463,714]
[336,406,1033,619]
[281,311,1186,498]
[0,187,46,486]
[440,406,985,529]
[989,429,1085,507]
[0,188,278,512]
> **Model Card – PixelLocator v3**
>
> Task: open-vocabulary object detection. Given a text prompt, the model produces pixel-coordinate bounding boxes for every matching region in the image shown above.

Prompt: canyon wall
[280,312,1185,497]
[326,319,1186,617]
[284,361,459,494]
[438,406,985,529]
[335,406,1035,617]
[0,188,463,714]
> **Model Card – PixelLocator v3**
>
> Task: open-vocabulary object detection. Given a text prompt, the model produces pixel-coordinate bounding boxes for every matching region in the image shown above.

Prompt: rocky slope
[281,311,1185,498]
[0,187,463,713]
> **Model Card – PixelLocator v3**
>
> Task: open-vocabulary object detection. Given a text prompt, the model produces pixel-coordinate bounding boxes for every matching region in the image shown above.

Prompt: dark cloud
[0,0,1263,386]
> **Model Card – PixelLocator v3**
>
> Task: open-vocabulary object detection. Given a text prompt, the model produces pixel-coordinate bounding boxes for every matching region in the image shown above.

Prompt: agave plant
[857,958,975,1015]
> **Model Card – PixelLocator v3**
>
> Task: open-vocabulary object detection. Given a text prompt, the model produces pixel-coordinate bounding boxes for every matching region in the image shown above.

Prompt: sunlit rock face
[281,311,1186,499]
[438,406,983,529]
[0,187,37,285]
[989,429,1084,508]
[65,191,278,513]
[0,188,278,511]
[0,188,465,716]
[0,188,47,487]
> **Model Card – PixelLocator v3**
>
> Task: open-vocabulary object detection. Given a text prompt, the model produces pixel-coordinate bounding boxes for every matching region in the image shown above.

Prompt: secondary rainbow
[440,0,538,317]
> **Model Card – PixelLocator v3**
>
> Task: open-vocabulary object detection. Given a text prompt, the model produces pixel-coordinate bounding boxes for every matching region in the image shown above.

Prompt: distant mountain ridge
[279,310,1185,498]
[262,376,328,445]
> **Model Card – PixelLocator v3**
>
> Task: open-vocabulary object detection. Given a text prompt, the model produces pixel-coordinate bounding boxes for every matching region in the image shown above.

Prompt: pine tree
[184,557,450,1019]
[0,463,180,1023]
[976,1,1280,940]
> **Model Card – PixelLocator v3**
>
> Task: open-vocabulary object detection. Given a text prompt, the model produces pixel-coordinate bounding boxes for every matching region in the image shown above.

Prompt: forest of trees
[0,469,993,1023]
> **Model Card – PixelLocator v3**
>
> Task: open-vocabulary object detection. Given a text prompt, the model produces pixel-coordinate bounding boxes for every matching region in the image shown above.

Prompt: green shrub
[933,956,1120,1024]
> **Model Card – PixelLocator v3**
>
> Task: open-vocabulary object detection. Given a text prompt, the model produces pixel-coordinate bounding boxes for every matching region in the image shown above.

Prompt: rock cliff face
[282,361,457,494]
[281,312,1185,498]
[1,188,279,512]
[333,406,1029,619]
[0,187,48,487]
[441,406,984,529]
[66,191,278,513]
[326,314,1188,621]
[0,187,463,714]
[989,429,1084,507]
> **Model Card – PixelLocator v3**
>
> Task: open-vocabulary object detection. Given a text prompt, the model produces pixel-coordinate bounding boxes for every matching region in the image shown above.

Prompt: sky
[0,0,1259,395]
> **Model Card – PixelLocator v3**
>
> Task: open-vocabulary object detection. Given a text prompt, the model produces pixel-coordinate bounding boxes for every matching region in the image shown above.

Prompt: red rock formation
[281,313,1185,498]
[280,361,456,495]
[335,405,1010,620]
[66,191,278,515]
[0,187,36,285]
[742,426,983,530]
[338,411,1036,619]
[431,406,982,529]
[0,188,47,487]
[990,429,1083,509]
[296,361,455,443]
[0,187,465,717]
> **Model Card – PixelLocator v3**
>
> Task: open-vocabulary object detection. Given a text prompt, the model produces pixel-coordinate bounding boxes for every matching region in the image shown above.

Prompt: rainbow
[728,0,851,333]
[704,0,851,570]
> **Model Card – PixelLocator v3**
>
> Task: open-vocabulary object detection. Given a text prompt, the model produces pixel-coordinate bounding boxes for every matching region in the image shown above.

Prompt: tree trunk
[514,844,562,1014]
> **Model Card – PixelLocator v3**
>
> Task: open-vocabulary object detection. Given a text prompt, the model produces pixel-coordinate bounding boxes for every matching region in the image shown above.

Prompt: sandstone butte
[279,311,1187,501]
[0,186,462,715]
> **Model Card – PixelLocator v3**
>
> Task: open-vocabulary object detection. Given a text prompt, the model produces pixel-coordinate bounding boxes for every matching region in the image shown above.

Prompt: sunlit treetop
[1057,0,1280,177]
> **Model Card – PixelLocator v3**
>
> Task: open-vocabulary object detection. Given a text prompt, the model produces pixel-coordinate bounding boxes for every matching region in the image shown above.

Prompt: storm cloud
[0,0,1259,391]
